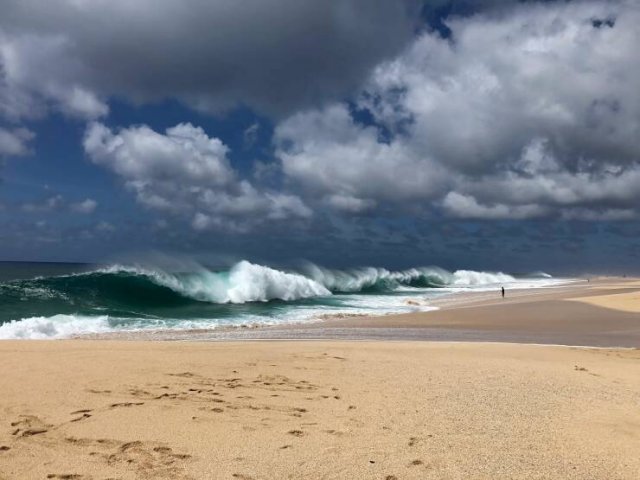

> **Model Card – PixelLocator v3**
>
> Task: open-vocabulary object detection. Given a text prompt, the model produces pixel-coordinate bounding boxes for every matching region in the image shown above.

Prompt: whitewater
[0,260,569,339]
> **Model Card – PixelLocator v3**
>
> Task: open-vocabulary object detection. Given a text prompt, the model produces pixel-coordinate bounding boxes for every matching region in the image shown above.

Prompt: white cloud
[276,104,448,208]
[21,194,64,213]
[243,123,260,150]
[84,122,311,230]
[70,198,97,214]
[96,221,115,232]
[0,126,34,156]
[84,122,234,186]
[19,195,100,215]
[442,192,547,220]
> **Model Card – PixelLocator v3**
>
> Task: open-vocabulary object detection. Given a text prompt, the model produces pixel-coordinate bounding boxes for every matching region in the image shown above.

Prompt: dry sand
[1,341,639,480]
[568,291,640,313]
[1,278,640,479]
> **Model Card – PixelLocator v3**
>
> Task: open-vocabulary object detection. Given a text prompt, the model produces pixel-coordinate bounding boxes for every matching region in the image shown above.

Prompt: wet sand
[1,341,639,479]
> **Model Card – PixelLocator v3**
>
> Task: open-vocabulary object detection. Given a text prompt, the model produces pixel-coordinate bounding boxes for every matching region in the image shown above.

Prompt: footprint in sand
[167,372,197,378]
[70,413,92,423]
[46,474,85,479]
[106,440,191,475]
[110,402,144,408]
[10,415,50,437]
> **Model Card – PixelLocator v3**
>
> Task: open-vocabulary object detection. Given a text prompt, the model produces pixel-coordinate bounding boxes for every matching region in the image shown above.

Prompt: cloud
[85,122,234,186]
[275,103,447,212]
[21,195,63,213]
[275,0,640,220]
[441,192,547,220]
[84,122,311,231]
[0,33,108,120]
[96,221,115,232]
[243,123,260,150]
[70,198,97,214]
[19,195,99,214]
[0,0,416,120]
[0,126,34,156]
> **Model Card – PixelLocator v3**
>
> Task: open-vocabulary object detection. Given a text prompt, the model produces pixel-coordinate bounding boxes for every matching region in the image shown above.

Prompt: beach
[1,278,639,479]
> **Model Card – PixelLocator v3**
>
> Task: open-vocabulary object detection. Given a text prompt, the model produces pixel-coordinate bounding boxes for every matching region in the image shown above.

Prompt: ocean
[0,260,567,339]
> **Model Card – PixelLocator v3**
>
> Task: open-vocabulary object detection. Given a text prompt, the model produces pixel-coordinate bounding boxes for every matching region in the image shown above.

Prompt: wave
[0,260,550,339]
[0,261,517,308]
[0,260,526,334]
[99,261,331,303]
[304,265,515,292]
[0,314,112,340]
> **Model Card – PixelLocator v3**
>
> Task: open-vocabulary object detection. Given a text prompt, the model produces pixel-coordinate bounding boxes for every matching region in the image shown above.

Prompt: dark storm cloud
[0,0,417,119]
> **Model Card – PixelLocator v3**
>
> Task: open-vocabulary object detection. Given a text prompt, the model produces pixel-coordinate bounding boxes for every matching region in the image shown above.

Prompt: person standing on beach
[501,286,505,298]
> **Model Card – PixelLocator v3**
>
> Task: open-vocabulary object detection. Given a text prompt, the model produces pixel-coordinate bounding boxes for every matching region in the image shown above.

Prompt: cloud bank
[277,0,640,220]
[2,0,639,238]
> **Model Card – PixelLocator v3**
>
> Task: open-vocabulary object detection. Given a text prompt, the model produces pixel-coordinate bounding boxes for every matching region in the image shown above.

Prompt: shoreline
[72,277,640,348]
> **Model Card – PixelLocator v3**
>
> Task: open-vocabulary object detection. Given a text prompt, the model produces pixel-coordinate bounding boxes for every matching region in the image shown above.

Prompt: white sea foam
[0,314,112,339]
[449,270,515,286]
[224,261,330,302]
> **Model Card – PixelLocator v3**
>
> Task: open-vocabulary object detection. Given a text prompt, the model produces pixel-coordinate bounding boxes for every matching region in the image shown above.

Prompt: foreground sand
[1,340,639,479]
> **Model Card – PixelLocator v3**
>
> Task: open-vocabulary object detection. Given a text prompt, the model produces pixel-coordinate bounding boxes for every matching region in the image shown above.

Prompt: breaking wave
[0,260,516,309]
[0,260,541,339]
[303,265,515,292]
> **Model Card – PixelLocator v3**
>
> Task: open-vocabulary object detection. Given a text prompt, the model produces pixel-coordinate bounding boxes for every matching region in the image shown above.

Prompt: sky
[0,0,639,274]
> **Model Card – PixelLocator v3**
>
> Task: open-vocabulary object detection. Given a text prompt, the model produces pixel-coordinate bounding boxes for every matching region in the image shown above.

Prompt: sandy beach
[1,278,639,479]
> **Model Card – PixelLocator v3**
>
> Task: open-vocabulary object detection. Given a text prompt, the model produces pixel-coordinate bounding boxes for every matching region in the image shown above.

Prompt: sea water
[0,260,568,339]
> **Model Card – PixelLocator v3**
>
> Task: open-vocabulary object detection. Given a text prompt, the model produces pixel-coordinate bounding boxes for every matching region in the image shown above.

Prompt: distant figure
[501,286,505,298]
